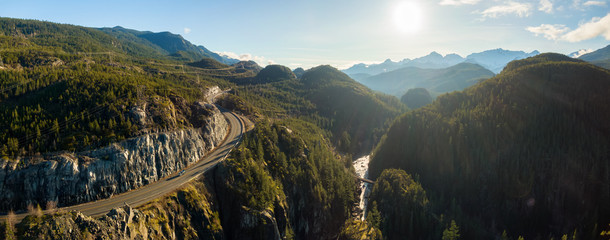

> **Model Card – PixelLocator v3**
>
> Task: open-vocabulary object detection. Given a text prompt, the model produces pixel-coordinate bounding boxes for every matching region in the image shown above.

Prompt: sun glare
[393,1,423,34]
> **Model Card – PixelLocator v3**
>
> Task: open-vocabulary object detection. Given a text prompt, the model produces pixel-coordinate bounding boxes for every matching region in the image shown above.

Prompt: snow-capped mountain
[342,52,465,76]
[464,49,539,73]
[343,48,540,76]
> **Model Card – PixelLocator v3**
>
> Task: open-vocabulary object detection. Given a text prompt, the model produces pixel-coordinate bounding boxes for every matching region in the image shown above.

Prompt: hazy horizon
[1,0,609,69]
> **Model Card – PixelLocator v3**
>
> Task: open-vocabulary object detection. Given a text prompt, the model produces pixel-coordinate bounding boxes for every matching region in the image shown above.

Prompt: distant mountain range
[343,49,540,76]
[578,44,610,70]
[577,45,609,61]
[360,63,495,97]
[569,49,593,58]
[464,49,540,73]
[343,51,465,76]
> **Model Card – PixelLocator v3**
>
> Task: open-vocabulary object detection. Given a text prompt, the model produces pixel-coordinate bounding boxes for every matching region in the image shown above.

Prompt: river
[353,155,372,220]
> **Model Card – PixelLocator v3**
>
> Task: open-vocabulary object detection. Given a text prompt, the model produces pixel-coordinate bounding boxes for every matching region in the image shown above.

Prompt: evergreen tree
[442,220,460,240]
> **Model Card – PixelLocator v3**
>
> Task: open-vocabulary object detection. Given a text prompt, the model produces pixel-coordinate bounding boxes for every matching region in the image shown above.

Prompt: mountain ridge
[578,44,610,69]
[369,53,610,239]
[101,26,238,64]
[359,62,494,97]
[343,48,539,76]
[578,44,610,62]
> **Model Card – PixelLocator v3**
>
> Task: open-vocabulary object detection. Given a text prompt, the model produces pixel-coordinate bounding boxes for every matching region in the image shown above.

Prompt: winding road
[0,105,247,222]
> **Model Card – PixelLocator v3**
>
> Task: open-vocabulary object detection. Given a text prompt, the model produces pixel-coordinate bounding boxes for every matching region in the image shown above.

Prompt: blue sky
[1,0,609,69]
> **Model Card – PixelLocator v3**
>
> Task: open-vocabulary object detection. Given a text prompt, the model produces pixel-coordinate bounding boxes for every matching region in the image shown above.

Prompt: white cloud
[583,1,606,6]
[539,0,554,13]
[481,2,533,18]
[526,24,569,40]
[527,13,610,42]
[439,0,481,5]
[572,0,582,7]
[183,28,191,34]
[562,13,610,42]
[216,51,274,66]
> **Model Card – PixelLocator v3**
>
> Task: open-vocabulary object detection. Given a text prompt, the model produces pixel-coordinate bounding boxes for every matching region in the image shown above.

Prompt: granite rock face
[212,160,289,240]
[17,205,222,240]
[0,105,228,211]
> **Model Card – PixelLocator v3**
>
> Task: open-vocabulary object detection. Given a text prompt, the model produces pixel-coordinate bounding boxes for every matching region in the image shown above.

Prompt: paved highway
[0,105,246,222]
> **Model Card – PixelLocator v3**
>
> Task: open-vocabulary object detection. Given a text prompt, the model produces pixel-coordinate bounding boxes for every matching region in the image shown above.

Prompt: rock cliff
[0,105,228,212]
[7,168,288,240]
[212,160,290,240]
[12,179,225,239]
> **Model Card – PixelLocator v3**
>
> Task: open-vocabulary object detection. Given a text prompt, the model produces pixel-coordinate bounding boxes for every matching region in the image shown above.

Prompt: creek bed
[353,155,372,220]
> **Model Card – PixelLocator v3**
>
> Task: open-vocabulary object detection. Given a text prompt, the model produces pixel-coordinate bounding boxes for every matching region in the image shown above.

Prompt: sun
[393,1,423,34]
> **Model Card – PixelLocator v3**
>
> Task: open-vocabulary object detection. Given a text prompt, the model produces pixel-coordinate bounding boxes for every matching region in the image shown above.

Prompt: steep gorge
[3,118,357,240]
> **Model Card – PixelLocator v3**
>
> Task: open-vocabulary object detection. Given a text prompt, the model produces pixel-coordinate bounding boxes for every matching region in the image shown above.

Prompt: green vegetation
[369,169,439,239]
[1,221,15,240]
[215,64,407,238]
[0,18,126,54]
[503,52,582,72]
[1,17,408,239]
[230,65,405,156]
[400,88,433,109]
[369,53,610,239]
[233,60,263,73]
[137,181,225,239]
[100,26,237,64]
[15,180,225,239]
[591,59,610,69]
[215,65,404,237]
[0,18,242,158]
[217,119,356,238]
[255,64,296,83]
[187,57,230,69]
[293,67,305,78]
[338,219,383,240]
[442,220,460,240]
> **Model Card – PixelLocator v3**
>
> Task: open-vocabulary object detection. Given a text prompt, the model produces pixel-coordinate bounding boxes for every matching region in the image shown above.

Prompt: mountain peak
[413,51,444,62]
[445,53,464,60]
[399,58,411,63]
[428,51,442,57]
[466,48,540,73]
[578,44,610,62]
[569,49,593,58]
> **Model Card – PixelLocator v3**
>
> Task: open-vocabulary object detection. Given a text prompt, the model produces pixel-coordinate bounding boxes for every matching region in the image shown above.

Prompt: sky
[1,0,609,69]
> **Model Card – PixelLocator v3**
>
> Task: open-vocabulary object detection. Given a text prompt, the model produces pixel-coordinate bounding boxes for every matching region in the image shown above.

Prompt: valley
[0,11,610,240]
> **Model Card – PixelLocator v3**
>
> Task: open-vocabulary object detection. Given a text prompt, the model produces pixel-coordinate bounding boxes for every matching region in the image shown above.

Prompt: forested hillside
[0,18,398,239]
[211,64,407,238]
[0,18,244,158]
[217,119,357,239]
[99,26,238,64]
[369,53,610,239]
[400,88,433,109]
[228,65,406,156]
